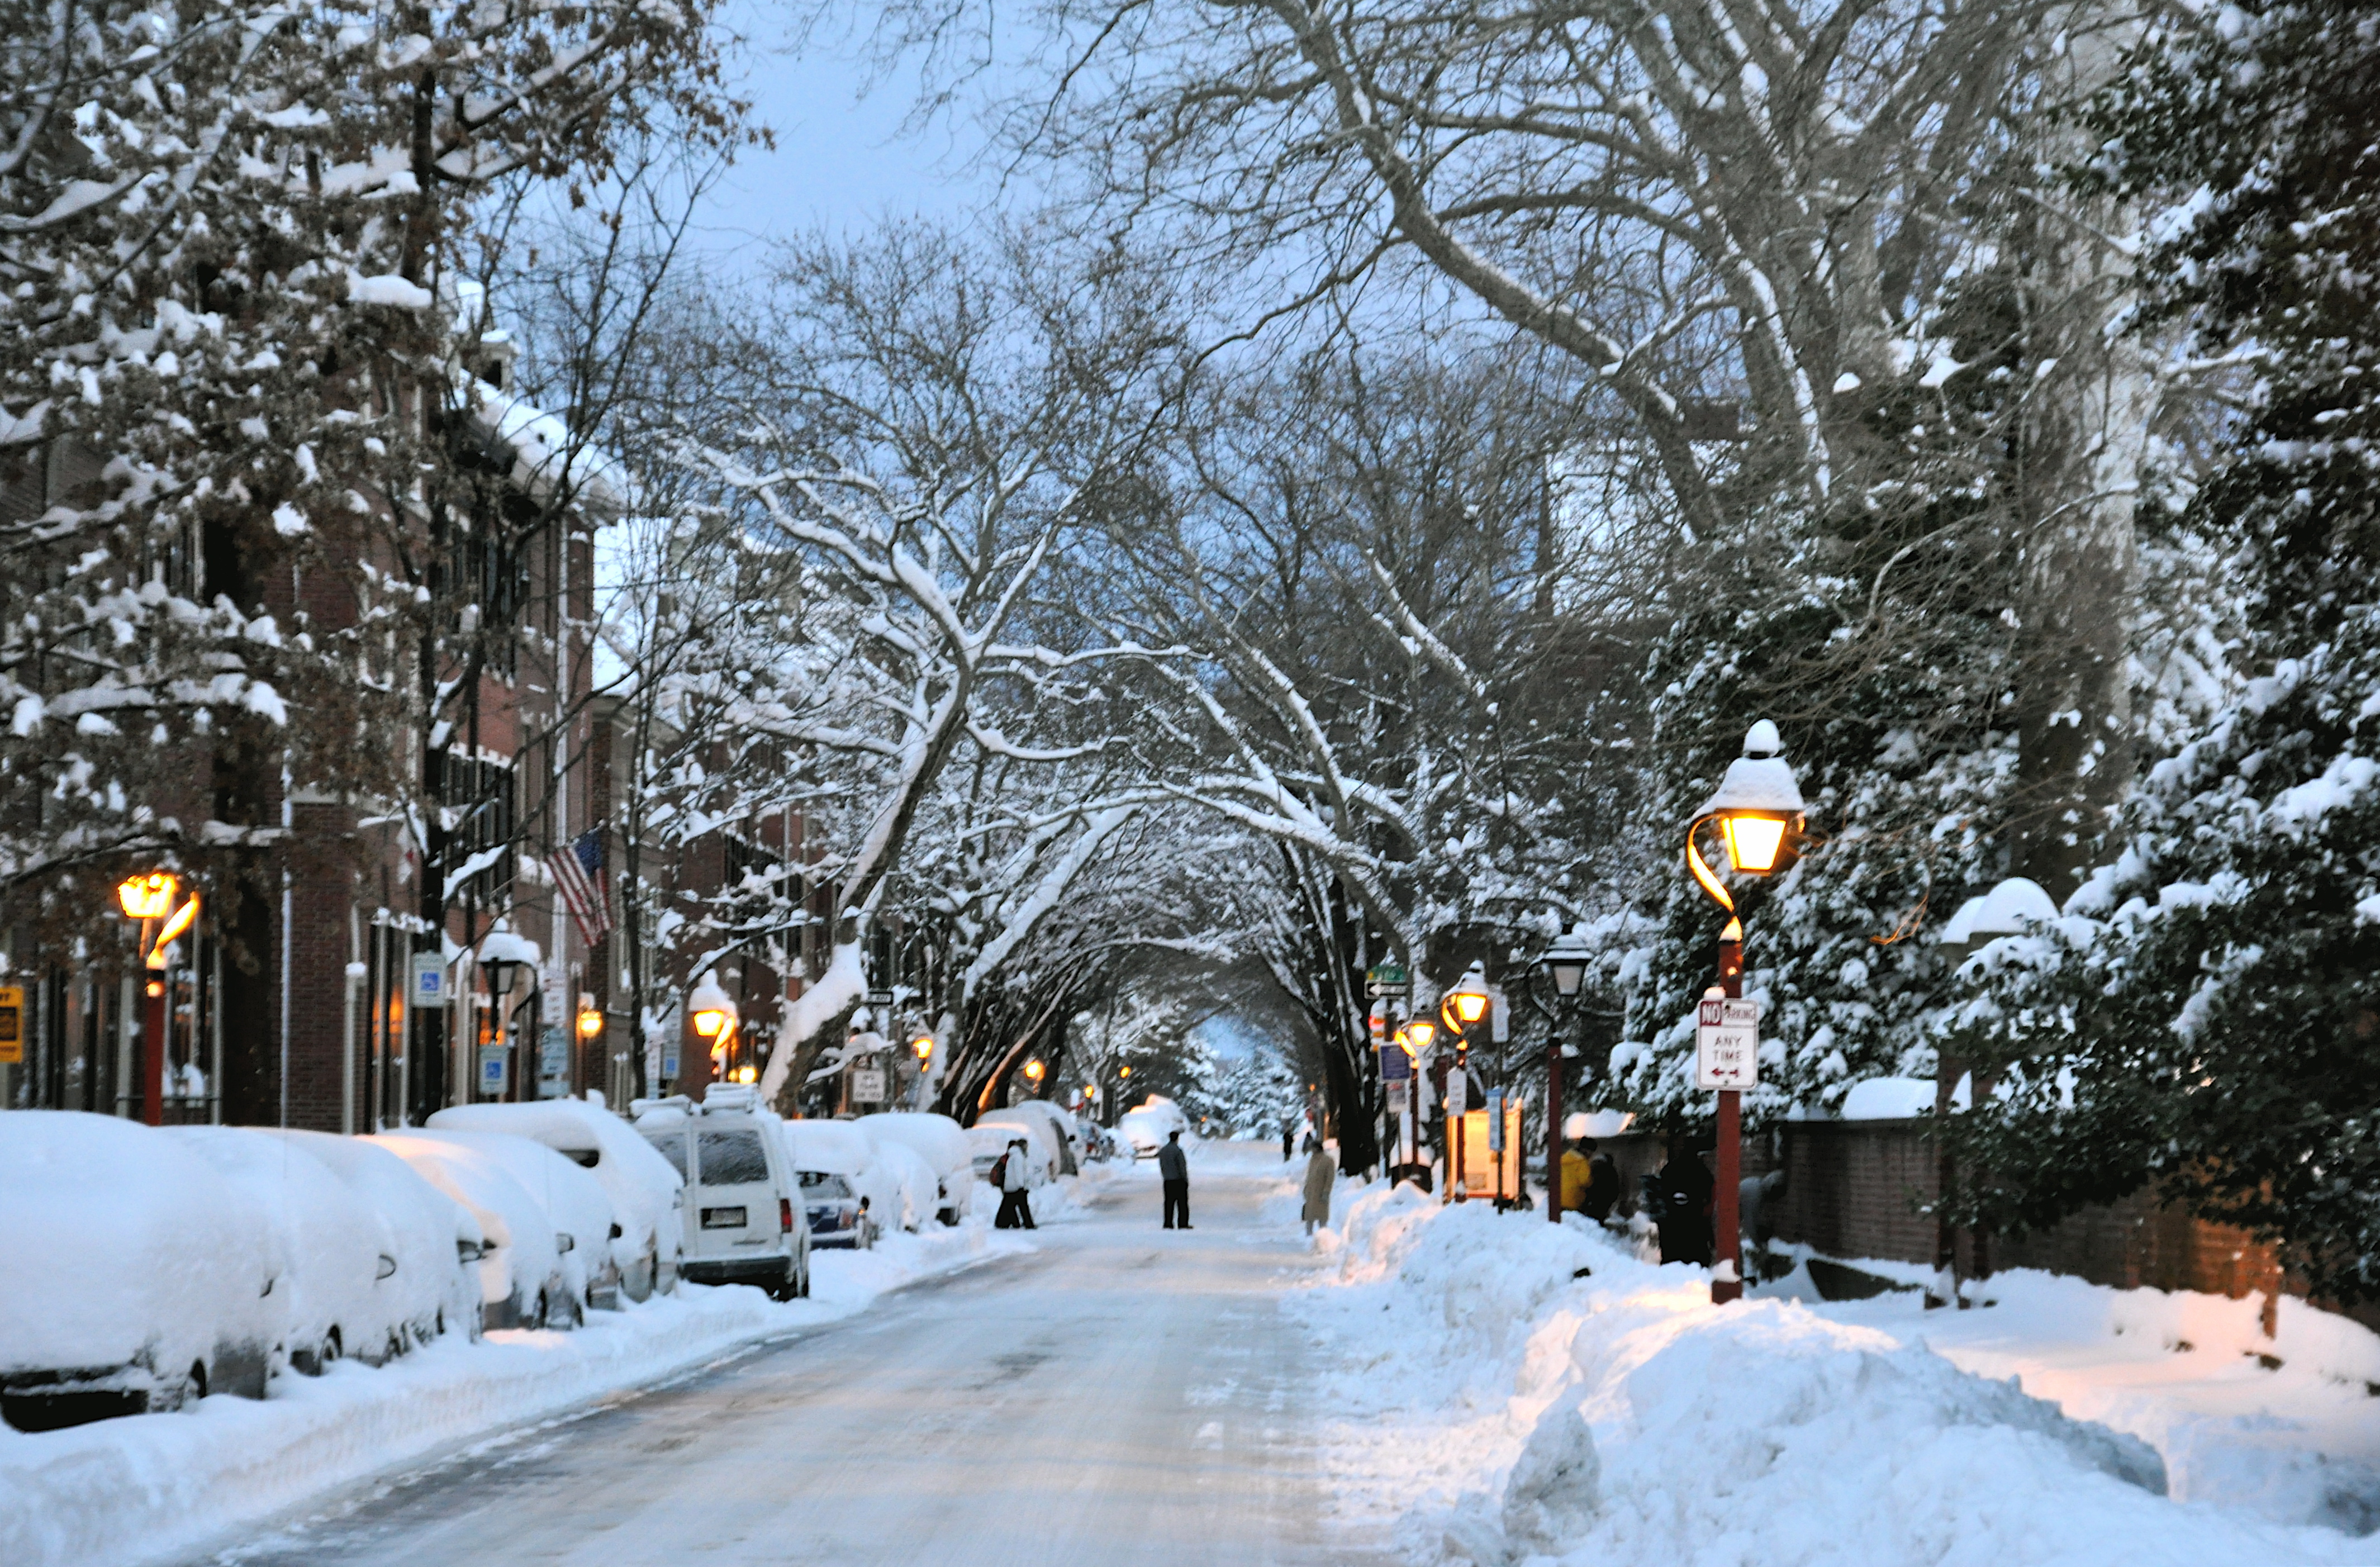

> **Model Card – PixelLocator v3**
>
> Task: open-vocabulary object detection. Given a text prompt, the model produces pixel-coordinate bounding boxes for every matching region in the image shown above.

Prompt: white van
[633,1088,810,1300]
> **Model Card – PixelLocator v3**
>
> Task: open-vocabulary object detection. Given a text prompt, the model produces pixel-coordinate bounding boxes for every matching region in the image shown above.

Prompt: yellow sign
[0,985,22,1065]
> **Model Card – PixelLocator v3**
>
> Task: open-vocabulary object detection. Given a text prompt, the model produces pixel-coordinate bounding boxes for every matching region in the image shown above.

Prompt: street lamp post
[575,991,604,1100]
[910,1029,936,1110]
[1532,924,1594,1224]
[1685,720,1806,1304]
[477,921,539,1103]
[1440,964,1494,1203]
[116,872,194,1127]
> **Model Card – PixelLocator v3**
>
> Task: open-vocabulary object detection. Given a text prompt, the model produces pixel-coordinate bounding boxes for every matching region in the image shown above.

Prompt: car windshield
[640,1129,688,1179]
[799,1171,852,1200]
[696,1129,771,1186]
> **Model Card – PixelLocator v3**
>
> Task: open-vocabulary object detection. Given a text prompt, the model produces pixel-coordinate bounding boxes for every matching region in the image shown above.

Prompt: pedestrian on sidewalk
[1652,1132,1713,1266]
[994,1137,1037,1231]
[1281,1119,1294,1162]
[1301,1142,1335,1237]
[1158,1129,1191,1229]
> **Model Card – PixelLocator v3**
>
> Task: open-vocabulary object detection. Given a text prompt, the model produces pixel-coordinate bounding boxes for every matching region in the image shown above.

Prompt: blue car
[800,1171,862,1249]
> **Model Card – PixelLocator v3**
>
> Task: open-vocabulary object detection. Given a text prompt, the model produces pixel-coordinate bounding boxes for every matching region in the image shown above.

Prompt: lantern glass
[1549,960,1586,998]
[1024,1058,1046,1082]
[912,1033,935,1061]
[1721,813,1789,875]
[117,872,177,920]
[577,1008,604,1039]
[692,1009,726,1038]
[1406,1017,1437,1053]
[1450,990,1489,1025]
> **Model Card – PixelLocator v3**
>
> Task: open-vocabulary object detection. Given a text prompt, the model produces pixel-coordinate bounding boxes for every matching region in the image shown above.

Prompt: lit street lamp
[683,969,736,1101]
[1685,720,1806,1303]
[1532,923,1595,1226]
[116,871,196,1126]
[1023,1057,1047,1094]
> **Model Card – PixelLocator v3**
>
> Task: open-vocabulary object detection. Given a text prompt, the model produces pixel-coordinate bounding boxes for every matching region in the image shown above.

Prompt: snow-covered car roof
[855,1111,971,1175]
[784,1118,875,1177]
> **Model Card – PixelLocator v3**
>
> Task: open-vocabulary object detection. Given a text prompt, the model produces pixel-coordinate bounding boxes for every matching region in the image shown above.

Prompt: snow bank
[1294,1189,2380,1565]
[0,1213,1022,1567]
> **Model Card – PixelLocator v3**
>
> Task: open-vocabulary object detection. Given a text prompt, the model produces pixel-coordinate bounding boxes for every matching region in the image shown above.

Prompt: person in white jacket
[994,1137,1037,1230]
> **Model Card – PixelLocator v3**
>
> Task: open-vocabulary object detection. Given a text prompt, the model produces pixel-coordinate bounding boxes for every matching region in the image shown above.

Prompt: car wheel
[187,1360,208,1405]
[319,1329,341,1373]
[532,1289,550,1329]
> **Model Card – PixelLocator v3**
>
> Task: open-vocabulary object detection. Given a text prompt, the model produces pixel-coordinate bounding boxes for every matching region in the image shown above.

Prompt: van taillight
[780,1198,793,1233]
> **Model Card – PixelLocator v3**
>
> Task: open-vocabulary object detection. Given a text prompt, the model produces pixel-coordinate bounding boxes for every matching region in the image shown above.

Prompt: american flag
[553,828,612,949]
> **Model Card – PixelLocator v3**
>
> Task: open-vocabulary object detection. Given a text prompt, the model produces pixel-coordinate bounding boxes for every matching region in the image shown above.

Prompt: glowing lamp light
[734,1063,758,1085]
[1441,963,1491,1033]
[117,872,178,920]
[911,1032,936,1063]
[576,992,605,1039]
[1405,1017,1437,1055]
[1024,1058,1046,1085]
[687,970,736,1039]
[1687,720,1808,913]
[1119,1064,1132,1079]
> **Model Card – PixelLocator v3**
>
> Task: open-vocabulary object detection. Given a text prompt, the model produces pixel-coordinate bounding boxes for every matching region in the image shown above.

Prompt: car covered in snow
[1116,1101,1188,1160]
[167,1126,473,1377]
[634,1088,811,1299]
[979,1102,1077,1177]
[0,1112,281,1430]
[856,1111,975,1224]
[427,1100,683,1300]
[980,1100,1066,1171]
[796,1168,866,1248]
[783,1115,904,1240]
[257,1128,482,1354]
[372,1132,572,1331]
[400,1127,623,1316]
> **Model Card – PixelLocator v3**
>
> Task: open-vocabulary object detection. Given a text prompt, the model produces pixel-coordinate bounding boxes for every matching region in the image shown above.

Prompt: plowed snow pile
[1291,1183,2380,1566]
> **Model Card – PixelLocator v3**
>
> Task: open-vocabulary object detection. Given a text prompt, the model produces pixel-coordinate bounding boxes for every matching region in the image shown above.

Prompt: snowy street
[188,1146,1373,1567]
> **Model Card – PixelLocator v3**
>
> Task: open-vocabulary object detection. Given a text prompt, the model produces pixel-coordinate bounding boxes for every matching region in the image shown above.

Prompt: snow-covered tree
[1943,0,2380,1303]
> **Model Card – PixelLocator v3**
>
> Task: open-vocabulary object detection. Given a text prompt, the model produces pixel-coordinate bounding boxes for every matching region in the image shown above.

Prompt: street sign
[1377,1043,1412,1082]
[411,951,448,1009]
[477,1044,508,1094]
[1365,962,1410,998]
[1385,1078,1410,1114]
[852,1067,887,1101]
[0,985,21,1065]
[863,989,893,1007]
[1486,1089,1507,1151]
[1445,1070,1469,1115]
[1696,995,1760,1089]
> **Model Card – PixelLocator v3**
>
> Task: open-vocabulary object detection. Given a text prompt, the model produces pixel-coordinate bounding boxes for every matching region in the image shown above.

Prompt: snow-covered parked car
[783,1117,902,1243]
[258,1128,482,1354]
[966,1122,1026,1180]
[981,1100,1079,1176]
[168,1126,463,1376]
[857,1111,974,1223]
[980,1108,1066,1181]
[427,1101,683,1301]
[1116,1099,1189,1160]
[401,1127,623,1314]
[371,1133,571,1331]
[871,1138,939,1232]
[634,1088,810,1298]
[0,1112,280,1430]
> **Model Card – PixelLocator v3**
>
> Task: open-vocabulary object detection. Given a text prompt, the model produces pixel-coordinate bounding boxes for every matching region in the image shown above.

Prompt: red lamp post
[1684,720,1806,1304]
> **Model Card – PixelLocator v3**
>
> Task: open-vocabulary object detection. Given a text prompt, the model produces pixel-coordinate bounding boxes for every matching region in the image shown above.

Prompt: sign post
[0,985,21,1066]
[1698,928,1756,1302]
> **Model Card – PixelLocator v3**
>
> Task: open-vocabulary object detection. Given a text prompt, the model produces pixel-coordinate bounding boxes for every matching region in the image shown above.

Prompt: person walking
[994,1137,1037,1231]
[1158,1129,1191,1229]
[1653,1132,1714,1266]
[1300,1141,1336,1237]
[1582,1140,1621,1222]
[1281,1120,1294,1162]
[1559,1134,1592,1214]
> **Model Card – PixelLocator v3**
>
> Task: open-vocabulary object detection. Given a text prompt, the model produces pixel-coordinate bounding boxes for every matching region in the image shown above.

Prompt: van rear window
[640,1130,688,1179]
[696,1129,770,1185]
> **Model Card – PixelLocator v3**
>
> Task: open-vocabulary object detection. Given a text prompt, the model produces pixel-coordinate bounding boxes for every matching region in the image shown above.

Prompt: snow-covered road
[194,1144,1371,1567]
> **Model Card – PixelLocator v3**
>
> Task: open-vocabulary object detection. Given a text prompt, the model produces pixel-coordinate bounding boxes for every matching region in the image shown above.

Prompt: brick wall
[1584,1117,2378,1331]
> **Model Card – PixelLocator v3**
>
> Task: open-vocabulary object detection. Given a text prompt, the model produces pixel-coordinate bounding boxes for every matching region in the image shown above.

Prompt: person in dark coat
[1583,1141,1621,1223]
[1158,1129,1191,1229]
[1654,1132,1714,1266]
[1282,1120,1294,1162]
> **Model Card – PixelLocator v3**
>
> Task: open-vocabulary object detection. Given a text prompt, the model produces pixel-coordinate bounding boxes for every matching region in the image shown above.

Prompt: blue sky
[693,6,1020,268]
